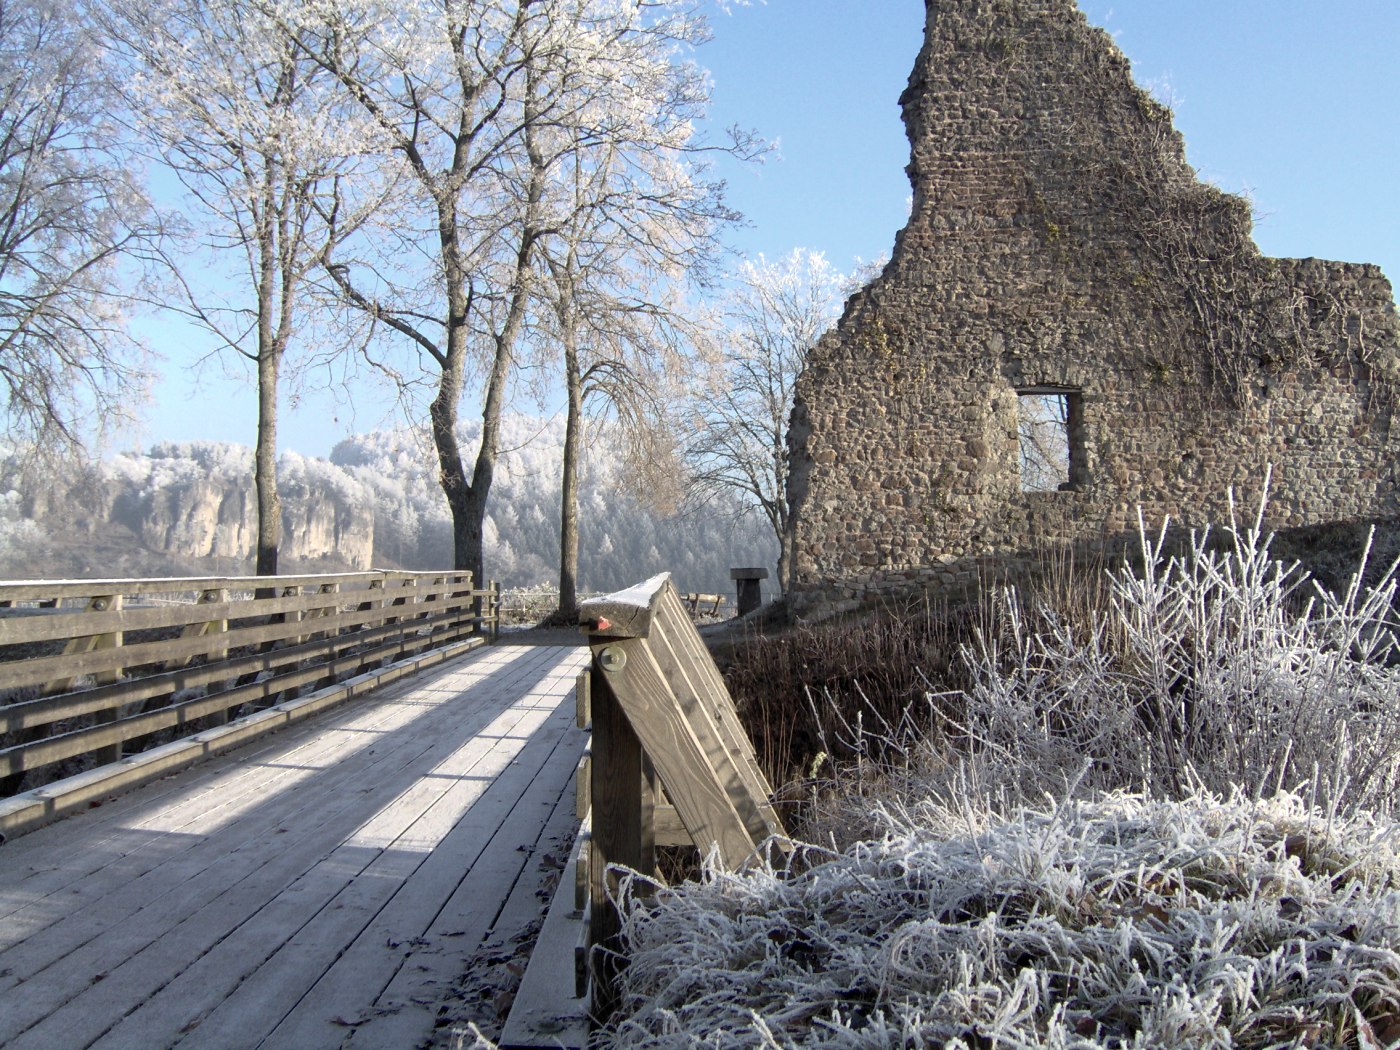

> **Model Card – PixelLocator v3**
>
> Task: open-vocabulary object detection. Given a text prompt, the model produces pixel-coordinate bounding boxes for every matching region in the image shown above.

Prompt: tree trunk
[558,323,582,619]
[458,483,489,590]
[425,272,517,591]
[427,340,480,582]
[426,84,544,588]
[254,349,281,577]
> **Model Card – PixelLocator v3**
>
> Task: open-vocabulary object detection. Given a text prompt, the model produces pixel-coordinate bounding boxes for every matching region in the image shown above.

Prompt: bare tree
[684,249,846,591]
[283,0,754,591]
[101,0,386,576]
[0,0,156,452]
[271,0,551,586]
[529,20,755,617]
[538,229,693,618]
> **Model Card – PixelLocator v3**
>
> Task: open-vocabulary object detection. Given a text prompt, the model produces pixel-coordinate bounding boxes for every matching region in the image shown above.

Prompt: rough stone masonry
[785,0,1400,621]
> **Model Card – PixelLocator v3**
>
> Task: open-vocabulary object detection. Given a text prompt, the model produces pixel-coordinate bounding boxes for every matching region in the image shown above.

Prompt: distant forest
[0,415,776,597]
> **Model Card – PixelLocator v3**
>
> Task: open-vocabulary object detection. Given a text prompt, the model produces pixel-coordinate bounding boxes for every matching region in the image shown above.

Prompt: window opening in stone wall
[1017,388,1083,492]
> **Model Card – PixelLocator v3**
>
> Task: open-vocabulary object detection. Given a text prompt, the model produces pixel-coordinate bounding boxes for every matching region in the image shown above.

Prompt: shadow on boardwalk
[0,639,589,1050]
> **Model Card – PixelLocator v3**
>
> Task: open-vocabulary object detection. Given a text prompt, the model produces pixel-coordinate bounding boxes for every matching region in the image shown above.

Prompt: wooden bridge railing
[500,574,785,1049]
[0,570,498,832]
[497,587,725,626]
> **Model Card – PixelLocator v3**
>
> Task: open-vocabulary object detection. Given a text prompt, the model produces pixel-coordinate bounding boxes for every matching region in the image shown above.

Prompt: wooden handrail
[0,570,400,603]
[681,592,726,617]
[0,570,498,796]
[500,574,784,1048]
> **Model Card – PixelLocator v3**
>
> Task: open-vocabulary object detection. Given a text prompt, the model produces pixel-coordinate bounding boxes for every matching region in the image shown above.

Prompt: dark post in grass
[729,567,769,617]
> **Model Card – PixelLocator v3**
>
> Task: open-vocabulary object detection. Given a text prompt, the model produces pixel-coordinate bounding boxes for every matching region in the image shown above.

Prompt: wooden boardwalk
[0,640,590,1050]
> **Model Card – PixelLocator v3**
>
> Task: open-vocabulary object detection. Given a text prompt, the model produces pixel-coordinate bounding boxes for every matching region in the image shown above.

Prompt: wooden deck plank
[0,651,548,975]
[0,649,506,902]
[272,704,585,1049]
[0,687,527,992]
[497,843,591,1050]
[341,721,585,1050]
[0,644,588,1050]
[0,669,554,1047]
[7,646,543,876]
[88,702,576,1050]
[1,661,570,1049]
[0,682,455,939]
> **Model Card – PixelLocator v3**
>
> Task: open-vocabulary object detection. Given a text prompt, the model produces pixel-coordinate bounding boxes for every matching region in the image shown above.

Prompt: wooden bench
[681,591,726,618]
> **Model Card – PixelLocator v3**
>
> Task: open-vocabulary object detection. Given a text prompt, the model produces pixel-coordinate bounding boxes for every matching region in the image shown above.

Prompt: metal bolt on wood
[597,646,627,673]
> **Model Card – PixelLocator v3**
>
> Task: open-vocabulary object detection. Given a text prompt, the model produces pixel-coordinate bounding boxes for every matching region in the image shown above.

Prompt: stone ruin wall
[786,0,1400,621]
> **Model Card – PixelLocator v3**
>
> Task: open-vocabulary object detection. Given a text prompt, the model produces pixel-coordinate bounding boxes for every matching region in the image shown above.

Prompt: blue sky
[705,0,1400,278]
[140,1,1400,458]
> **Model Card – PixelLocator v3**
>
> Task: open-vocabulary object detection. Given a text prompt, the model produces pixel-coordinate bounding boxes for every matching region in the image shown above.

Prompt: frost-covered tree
[530,19,756,616]
[269,0,552,589]
[281,0,754,596]
[326,414,774,592]
[0,413,776,586]
[0,0,156,451]
[100,0,387,576]
[684,249,846,591]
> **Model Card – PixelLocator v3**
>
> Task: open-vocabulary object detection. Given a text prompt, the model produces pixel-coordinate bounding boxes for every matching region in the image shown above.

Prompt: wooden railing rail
[497,588,724,626]
[0,570,497,799]
[500,574,784,1049]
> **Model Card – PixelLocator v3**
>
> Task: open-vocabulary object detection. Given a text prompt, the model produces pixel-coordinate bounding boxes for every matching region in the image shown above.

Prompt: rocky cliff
[102,443,375,569]
[0,418,777,593]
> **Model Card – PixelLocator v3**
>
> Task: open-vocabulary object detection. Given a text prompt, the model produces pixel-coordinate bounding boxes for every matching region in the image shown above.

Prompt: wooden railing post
[92,593,124,766]
[199,588,230,662]
[587,657,655,1013]
[91,594,123,688]
[46,593,124,695]
[44,593,126,764]
[309,582,339,641]
[386,577,415,626]
[175,587,230,721]
[358,576,385,635]
[467,571,483,634]
[505,574,789,1043]
[281,585,305,646]
[175,588,230,664]
[488,579,499,640]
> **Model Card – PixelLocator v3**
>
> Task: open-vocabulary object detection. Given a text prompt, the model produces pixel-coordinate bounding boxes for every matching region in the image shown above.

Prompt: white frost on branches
[0,0,155,448]
[957,486,1400,817]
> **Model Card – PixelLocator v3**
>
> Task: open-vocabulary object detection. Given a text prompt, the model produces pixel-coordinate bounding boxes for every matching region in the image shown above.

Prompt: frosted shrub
[604,790,1400,1049]
[598,489,1400,1048]
[958,489,1400,816]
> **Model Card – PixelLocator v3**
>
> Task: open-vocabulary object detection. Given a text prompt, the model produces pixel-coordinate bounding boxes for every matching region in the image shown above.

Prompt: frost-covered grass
[958,493,1400,813]
[604,790,1400,1049]
[595,493,1400,1048]
[807,490,1400,846]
